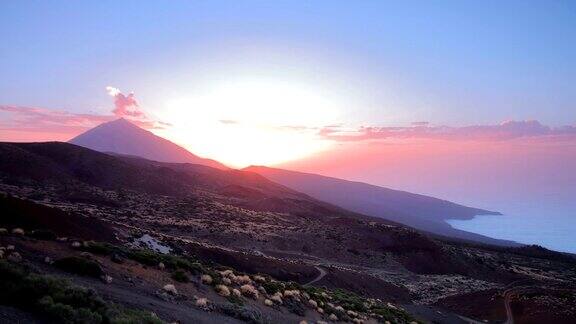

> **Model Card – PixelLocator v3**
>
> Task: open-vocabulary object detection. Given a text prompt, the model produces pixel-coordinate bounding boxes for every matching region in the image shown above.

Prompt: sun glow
[154,79,343,167]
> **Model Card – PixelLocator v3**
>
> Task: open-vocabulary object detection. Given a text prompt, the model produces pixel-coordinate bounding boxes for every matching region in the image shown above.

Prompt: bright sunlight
[154,79,343,167]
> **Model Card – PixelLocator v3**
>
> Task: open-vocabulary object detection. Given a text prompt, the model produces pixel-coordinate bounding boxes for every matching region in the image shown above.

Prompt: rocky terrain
[0,142,575,323]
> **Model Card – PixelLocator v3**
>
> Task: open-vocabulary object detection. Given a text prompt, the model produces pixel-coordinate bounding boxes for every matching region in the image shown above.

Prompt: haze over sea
[448,200,576,254]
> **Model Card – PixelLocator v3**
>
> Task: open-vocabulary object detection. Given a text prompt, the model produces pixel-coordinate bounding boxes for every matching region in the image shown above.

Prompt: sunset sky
[1,1,575,170]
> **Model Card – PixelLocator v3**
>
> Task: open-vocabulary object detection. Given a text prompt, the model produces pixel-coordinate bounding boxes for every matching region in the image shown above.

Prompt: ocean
[447,201,576,254]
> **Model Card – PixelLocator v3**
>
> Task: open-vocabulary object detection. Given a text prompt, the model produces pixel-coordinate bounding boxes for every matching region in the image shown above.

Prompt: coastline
[447,211,576,254]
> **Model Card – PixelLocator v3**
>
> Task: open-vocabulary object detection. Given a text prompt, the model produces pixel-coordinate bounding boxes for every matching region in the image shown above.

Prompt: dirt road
[304,266,327,286]
[503,289,514,324]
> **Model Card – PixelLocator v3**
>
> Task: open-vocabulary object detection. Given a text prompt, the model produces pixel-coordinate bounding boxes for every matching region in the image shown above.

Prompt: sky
[1,1,575,251]
[1,0,575,167]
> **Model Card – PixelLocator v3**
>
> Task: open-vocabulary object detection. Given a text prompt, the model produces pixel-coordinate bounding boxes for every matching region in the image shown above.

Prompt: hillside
[244,166,512,245]
[1,142,574,323]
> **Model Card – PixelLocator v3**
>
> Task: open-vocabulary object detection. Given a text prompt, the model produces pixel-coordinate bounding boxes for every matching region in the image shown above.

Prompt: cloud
[0,87,173,142]
[219,119,239,125]
[106,86,145,118]
[319,120,576,142]
[0,105,112,128]
[0,105,115,141]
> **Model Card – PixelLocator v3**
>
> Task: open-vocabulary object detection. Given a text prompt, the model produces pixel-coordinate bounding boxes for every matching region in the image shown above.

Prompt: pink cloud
[0,87,168,142]
[0,105,115,141]
[106,86,145,118]
[319,120,576,142]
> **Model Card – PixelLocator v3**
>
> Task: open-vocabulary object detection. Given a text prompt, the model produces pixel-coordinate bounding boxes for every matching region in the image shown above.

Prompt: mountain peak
[95,118,140,130]
[69,119,227,169]
[109,117,132,124]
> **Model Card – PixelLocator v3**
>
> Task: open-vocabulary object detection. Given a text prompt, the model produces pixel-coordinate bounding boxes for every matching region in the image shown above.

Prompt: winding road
[503,289,515,324]
[304,266,327,286]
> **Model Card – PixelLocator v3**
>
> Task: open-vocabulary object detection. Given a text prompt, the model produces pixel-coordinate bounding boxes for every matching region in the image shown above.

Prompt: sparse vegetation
[227,292,244,305]
[29,229,57,240]
[171,269,189,283]
[284,298,306,316]
[0,260,163,323]
[1,142,576,324]
[330,288,367,312]
[81,241,118,256]
[371,304,416,323]
[261,280,283,294]
[216,303,269,324]
[240,284,259,299]
[53,257,104,278]
[301,286,419,323]
[81,241,207,275]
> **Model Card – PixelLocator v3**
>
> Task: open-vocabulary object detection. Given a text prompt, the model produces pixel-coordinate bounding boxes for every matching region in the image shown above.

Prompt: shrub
[81,241,118,256]
[0,260,162,324]
[329,288,367,312]
[270,292,283,304]
[29,229,57,241]
[126,249,163,266]
[284,298,306,316]
[82,241,206,275]
[201,274,213,285]
[215,284,231,297]
[233,275,251,285]
[163,284,178,295]
[195,297,208,308]
[217,303,268,324]
[12,228,25,235]
[227,292,244,305]
[261,280,283,294]
[161,255,201,272]
[171,269,189,283]
[371,304,416,324]
[240,284,259,299]
[106,305,163,324]
[38,295,103,323]
[53,257,104,278]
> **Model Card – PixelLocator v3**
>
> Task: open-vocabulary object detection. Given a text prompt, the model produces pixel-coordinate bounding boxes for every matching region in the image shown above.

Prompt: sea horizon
[448,201,576,254]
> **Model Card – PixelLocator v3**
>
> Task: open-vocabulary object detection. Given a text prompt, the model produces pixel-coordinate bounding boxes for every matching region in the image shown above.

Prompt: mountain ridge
[69,118,227,169]
[244,165,512,246]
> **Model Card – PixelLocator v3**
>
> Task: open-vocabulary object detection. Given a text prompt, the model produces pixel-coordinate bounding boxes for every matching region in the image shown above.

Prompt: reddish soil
[434,288,507,322]
[313,267,412,303]
[0,195,117,242]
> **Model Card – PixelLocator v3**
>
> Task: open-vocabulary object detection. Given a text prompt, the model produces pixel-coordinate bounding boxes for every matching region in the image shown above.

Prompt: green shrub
[106,305,163,324]
[171,269,189,283]
[53,257,104,278]
[0,260,163,324]
[371,305,416,324]
[261,280,283,294]
[330,289,367,312]
[38,296,103,324]
[226,293,244,305]
[81,241,119,256]
[217,303,268,324]
[284,298,306,316]
[81,241,206,275]
[126,249,163,266]
[162,255,201,272]
[303,286,328,303]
